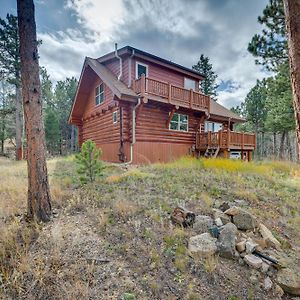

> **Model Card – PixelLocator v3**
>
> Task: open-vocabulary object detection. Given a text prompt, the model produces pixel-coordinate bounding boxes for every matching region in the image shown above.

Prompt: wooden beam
[166,107,176,129]
[196,115,206,132]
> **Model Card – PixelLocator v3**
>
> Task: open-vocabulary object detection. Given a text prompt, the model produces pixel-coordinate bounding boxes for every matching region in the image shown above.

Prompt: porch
[133,74,210,113]
[196,130,256,160]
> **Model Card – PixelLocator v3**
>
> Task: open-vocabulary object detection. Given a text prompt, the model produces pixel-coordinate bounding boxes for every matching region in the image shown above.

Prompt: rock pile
[171,203,300,297]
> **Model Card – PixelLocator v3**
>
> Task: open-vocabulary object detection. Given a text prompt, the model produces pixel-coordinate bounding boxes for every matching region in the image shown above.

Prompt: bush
[75,140,105,184]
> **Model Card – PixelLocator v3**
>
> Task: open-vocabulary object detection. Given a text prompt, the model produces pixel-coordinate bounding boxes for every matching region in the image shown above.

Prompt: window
[95,83,104,105]
[184,78,196,90]
[136,62,148,79]
[204,121,222,132]
[169,113,188,132]
[112,111,118,124]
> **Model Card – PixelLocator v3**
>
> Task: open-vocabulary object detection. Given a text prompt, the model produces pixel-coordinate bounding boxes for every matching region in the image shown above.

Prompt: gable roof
[68,57,138,124]
[97,46,205,80]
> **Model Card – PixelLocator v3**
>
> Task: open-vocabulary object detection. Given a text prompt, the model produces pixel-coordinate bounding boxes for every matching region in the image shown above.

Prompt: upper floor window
[95,83,104,105]
[184,78,196,90]
[169,113,188,132]
[136,62,148,79]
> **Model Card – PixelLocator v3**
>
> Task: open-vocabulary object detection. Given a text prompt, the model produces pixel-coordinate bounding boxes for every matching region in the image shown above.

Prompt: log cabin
[69,45,256,164]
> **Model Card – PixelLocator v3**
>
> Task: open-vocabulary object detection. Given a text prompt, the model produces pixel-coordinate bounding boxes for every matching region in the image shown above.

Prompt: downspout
[115,43,122,81]
[128,49,135,88]
[127,98,141,164]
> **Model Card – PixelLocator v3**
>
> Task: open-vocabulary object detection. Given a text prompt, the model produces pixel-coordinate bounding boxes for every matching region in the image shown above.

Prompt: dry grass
[1,155,300,299]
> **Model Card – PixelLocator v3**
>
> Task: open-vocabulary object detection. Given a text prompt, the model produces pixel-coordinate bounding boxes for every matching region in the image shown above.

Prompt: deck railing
[133,74,210,112]
[196,130,256,150]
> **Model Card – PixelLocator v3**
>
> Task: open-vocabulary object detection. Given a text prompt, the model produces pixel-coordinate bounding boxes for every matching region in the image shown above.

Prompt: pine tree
[0,14,23,159]
[75,140,105,184]
[248,0,287,71]
[45,108,60,154]
[17,0,52,221]
[192,54,218,101]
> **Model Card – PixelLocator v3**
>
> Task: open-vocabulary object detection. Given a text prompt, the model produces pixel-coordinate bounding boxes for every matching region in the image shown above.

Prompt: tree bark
[284,0,300,162]
[15,84,23,160]
[17,0,51,222]
[279,131,286,160]
[273,132,277,157]
[286,131,293,161]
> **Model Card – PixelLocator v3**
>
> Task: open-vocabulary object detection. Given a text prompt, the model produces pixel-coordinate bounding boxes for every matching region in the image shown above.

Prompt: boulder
[245,239,258,253]
[193,215,214,234]
[219,201,231,212]
[276,268,300,296]
[212,208,231,224]
[224,206,240,216]
[188,233,217,257]
[259,223,281,250]
[215,218,223,227]
[244,254,263,269]
[217,223,237,258]
[236,240,246,253]
[232,210,256,230]
[264,277,273,291]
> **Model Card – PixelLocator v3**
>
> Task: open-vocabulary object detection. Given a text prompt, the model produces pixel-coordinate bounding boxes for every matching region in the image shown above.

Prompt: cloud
[35,0,268,108]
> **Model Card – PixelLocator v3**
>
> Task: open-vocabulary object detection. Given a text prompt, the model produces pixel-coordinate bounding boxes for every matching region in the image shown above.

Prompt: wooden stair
[204,146,220,158]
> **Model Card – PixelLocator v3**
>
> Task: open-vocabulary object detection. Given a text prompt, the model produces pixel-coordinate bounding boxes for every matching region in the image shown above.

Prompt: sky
[1,0,268,108]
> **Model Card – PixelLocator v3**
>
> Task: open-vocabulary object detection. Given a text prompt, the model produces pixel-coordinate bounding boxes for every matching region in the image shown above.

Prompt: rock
[224,206,240,216]
[259,223,281,250]
[217,223,237,258]
[252,237,268,251]
[245,239,258,253]
[234,199,248,206]
[212,208,231,224]
[219,201,231,212]
[264,277,273,291]
[240,252,246,258]
[193,215,214,234]
[274,284,284,298]
[276,268,300,296]
[244,254,263,269]
[236,240,246,253]
[171,206,195,227]
[188,233,217,257]
[233,210,256,230]
[261,262,270,273]
[215,218,223,227]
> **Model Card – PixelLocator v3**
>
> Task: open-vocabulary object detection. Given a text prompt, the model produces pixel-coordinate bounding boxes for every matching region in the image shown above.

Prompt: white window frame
[135,61,149,79]
[95,83,104,106]
[204,121,222,133]
[184,77,196,90]
[112,111,118,124]
[169,113,189,132]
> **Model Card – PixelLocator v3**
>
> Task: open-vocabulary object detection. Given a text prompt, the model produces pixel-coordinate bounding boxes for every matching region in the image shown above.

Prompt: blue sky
[1,0,268,108]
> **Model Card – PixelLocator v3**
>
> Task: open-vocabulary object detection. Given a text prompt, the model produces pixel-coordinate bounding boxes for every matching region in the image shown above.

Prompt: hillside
[0,157,300,300]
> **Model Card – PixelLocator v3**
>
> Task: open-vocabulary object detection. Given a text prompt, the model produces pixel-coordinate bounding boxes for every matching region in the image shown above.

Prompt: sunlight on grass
[105,168,154,183]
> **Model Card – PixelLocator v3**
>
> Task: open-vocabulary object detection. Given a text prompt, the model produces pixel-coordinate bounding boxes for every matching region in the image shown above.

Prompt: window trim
[135,61,149,79]
[95,83,104,106]
[169,113,189,132]
[112,111,118,124]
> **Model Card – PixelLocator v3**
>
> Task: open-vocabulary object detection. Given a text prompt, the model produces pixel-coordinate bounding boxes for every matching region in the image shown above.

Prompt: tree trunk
[70,125,75,152]
[261,131,265,158]
[284,0,300,162]
[15,85,23,160]
[17,0,51,222]
[279,131,286,160]
[286,131,293,161]
[273,132,277,157]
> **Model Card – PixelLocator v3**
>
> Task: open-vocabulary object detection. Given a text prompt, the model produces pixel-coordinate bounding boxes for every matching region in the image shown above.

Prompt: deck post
[190,89,193,109]
[168,83,172,103]
[141,74,146,97]
[248,150,252,162]
[208,131,212,147]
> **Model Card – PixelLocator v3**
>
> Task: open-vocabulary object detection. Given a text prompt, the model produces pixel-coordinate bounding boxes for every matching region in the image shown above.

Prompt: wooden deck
[196,130,256,150]
[133,74,210,113]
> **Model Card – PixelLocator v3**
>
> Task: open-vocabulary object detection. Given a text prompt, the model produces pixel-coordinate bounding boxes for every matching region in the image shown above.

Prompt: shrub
[75,140,105,184]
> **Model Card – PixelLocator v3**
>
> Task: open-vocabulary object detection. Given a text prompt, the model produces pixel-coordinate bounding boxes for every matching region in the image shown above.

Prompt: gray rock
[276,268,300,296]
[193,215,214,234]
[244,254,263,269]
[217,223,237,258]
[215,217,223,227]
[212,208,231,224]
[188,233,217,257]
[233,210,256,230]
[261,262,270,273]
[264,277,273,291]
